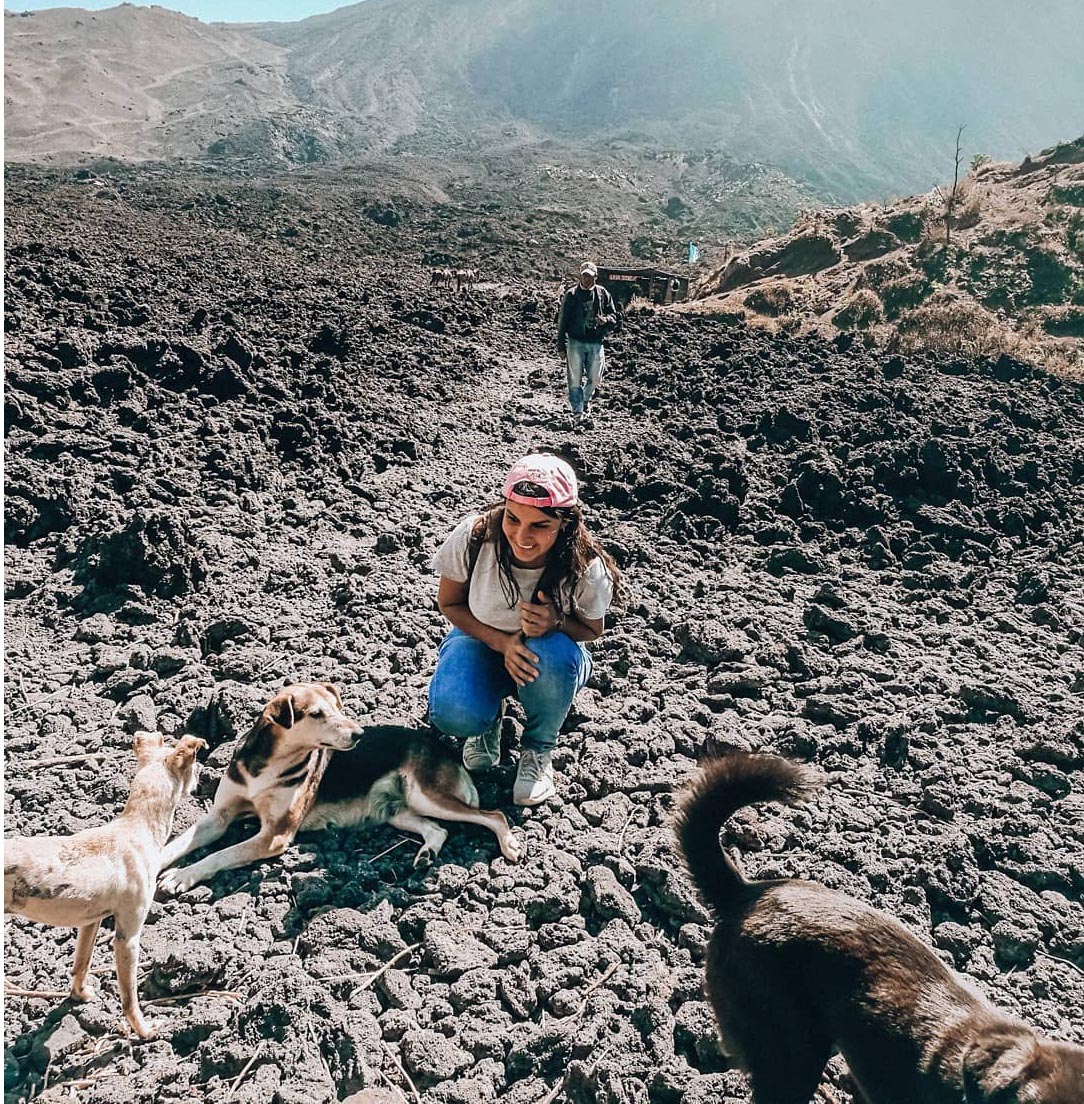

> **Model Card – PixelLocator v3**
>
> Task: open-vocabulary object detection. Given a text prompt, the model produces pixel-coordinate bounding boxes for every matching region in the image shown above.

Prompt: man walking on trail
[556,261,619,424]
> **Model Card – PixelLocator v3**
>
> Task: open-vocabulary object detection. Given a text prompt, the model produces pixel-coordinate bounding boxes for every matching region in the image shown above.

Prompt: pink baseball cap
[503,454,579,509]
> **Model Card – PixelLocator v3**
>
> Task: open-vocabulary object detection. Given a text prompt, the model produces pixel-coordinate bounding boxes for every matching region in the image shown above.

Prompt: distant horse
[430,267,455,290]
[454,268,477,293]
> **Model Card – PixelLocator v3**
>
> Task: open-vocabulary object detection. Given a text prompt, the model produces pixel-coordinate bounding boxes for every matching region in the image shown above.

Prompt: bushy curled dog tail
[674,751,822,916]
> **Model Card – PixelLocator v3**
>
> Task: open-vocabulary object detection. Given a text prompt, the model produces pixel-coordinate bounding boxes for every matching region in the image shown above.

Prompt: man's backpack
[554,284,574,325]
[556,284,619,340]
[594,286,620,339]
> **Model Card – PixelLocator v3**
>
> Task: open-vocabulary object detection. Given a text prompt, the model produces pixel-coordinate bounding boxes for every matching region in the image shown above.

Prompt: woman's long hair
[480,498,624,616]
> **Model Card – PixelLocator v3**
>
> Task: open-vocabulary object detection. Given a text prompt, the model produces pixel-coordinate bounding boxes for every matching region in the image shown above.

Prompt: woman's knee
[429,633,499,736]
[428,689,495,739]
[529,631,585,677]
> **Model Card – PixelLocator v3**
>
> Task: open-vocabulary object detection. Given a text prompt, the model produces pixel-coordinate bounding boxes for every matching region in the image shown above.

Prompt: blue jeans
[428,628,592,753]
[565,340,605,414]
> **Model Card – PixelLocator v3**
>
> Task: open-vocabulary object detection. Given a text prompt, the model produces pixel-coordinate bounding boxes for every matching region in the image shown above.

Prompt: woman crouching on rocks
[429,453,621,806]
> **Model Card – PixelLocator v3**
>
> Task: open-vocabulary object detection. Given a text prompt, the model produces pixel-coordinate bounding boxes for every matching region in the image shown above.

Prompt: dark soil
[4,166,1084,1104]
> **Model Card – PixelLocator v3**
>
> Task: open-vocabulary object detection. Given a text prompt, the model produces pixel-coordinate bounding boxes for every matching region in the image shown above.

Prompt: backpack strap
[465,507,499,594]
[466,514,487,579]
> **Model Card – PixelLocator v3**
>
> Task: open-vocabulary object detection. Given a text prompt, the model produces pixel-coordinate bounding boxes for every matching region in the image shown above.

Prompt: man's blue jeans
[565,339,605,414]
[428,628,592,753]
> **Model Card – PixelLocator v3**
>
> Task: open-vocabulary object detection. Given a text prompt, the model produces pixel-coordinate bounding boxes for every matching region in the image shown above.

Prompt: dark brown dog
[674,751,1084,1104]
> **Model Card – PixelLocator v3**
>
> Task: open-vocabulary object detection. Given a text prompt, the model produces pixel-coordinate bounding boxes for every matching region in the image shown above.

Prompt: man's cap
[503,454,579,509]
[580,262,598,276]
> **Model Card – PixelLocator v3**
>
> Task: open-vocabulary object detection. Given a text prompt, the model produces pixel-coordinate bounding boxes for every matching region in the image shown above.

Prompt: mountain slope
[4,5,295,162]
[7,0,1084,199]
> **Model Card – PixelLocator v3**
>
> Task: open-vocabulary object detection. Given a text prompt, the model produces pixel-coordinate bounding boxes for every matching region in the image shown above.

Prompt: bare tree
[934,125,967,245]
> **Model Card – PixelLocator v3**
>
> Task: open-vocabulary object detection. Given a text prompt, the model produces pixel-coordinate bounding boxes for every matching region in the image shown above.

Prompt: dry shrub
[920,218,949,248]
[865,255,916,290]
[792,207,827,235]
[745,282,795,316]
[880,273,930,318]
[954,183,983,229]
[918,180,982,243]
[1039,347,1084,381]
[897,294,1008,357]
[835,288,885,330]
[1039,304,1084,337]
[894,292,1083,379]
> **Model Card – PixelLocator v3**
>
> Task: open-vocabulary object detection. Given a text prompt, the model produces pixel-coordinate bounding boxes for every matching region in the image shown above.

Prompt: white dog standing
[5,733,206,1038]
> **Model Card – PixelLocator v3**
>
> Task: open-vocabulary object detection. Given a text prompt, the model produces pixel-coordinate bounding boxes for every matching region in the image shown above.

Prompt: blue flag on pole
[688,242,701,263]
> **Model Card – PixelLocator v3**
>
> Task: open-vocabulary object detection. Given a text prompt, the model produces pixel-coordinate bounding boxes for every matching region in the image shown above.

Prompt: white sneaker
[513,749,555,806]
[463,707,503,772]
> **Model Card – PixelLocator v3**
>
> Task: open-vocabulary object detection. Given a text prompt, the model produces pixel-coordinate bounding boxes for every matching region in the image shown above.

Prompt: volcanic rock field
[4,167,1084,1104]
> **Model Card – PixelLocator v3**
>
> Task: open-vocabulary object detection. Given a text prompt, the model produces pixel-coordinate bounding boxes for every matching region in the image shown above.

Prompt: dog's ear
[168,736,208,770]
[269,693,296,729]
[961,1033,1038,1103]
[320,682,344,710]
[133,732,164,759]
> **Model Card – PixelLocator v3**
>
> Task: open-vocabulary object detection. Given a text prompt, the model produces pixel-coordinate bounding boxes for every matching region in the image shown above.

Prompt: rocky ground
[4,167,1084,1104]
[2,144,812,292]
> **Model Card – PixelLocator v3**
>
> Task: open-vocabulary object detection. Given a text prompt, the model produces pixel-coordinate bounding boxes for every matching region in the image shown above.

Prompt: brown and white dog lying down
[674,751,1084,1104]
[158,682,522,895]
[4,733,206,1039]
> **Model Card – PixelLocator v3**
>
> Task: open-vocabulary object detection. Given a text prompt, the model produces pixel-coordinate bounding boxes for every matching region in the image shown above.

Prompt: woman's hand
[520,591,561,638]
[502,631,540,686]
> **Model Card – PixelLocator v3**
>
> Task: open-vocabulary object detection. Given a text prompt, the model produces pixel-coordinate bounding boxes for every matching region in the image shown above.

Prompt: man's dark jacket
[556,284,620,352]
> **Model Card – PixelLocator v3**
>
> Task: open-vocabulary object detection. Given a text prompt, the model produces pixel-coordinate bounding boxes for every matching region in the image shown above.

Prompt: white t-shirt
[432,513,614,634]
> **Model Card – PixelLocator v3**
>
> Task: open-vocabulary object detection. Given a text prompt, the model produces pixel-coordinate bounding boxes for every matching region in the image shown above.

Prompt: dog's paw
[413,847,435,870]
[125,1017,158,1041]
[70,976,100,1003]
[156,848,181,873]
[158,867,197,896]
[499,831,524,863]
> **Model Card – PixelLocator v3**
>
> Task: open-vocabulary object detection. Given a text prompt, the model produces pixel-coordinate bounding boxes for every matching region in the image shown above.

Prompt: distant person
[428,454,621,806]
[556,261,620,424]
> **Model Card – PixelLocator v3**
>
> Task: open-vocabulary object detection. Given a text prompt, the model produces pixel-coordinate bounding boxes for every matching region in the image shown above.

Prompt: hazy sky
[3,0,347,20]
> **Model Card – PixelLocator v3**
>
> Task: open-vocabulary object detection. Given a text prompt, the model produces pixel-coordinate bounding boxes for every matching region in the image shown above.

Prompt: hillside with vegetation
[691,138,1084,376]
